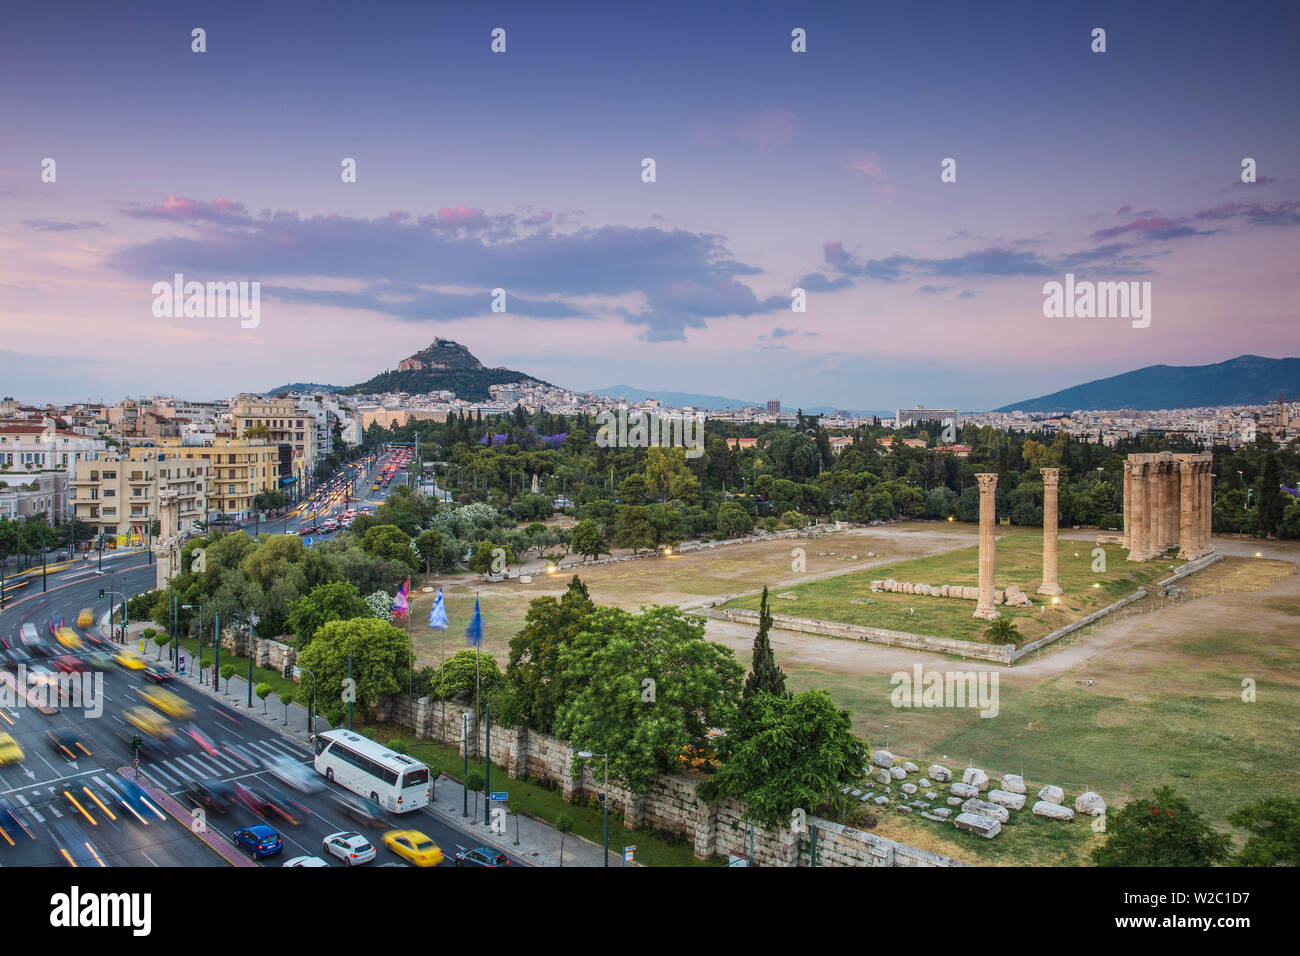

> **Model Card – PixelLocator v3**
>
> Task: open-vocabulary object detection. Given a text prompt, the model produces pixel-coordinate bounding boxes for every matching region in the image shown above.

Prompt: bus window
[402,769,429,789]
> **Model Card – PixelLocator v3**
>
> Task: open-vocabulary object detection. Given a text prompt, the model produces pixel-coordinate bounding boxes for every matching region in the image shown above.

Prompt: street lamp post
[577,750,610,866]
[296,664,316,736]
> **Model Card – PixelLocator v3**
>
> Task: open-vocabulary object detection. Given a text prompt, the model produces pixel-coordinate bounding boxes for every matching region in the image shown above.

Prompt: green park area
[720,529,1181,643]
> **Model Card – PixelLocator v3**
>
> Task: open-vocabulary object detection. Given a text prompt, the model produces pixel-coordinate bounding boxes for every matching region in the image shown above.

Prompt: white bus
[312,730,431,813]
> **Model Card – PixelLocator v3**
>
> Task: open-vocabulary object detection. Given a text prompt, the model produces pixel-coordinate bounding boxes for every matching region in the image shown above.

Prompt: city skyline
[2,0,1298,408]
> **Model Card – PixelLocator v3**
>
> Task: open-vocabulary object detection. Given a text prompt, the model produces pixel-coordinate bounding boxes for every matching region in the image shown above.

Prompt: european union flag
[465,598,483,647]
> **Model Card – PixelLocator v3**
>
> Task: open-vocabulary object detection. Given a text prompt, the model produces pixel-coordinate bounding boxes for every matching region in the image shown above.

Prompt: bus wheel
[370,792,378,803]
[326,769,334,782]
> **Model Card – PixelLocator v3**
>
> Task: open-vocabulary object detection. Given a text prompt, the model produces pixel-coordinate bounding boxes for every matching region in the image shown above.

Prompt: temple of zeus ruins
[1122,451,1214,561]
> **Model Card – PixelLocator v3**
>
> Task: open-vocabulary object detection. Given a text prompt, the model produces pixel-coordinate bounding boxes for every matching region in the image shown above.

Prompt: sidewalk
[115,619,613,866]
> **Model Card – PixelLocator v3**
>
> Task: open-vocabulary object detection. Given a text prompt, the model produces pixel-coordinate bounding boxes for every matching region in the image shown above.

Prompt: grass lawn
[357,722,721,867]
[779,602,1300,864]
[719,529,1180,642]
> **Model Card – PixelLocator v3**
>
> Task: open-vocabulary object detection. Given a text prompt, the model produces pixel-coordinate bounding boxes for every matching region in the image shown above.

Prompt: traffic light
[283,663,293,679]
[98,588,105,598]
[131,734,142,754]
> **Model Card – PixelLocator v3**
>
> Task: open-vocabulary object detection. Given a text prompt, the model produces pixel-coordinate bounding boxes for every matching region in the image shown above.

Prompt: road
[0,452,515,869]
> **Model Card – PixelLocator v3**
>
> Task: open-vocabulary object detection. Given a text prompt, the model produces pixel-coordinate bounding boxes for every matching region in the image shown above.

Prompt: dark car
[45,729,92,760]
[230,781,271,816]
[454,845,512,867]
[185,779,236,814]
[331,792,388,828]
[258,784,309,826]
[234,824,283,859]
[0,797,34,840]
[142,661,174,683]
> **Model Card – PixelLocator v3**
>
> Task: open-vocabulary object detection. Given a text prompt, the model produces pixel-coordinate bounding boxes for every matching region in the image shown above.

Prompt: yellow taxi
[0,733,25,766]
[55,627,83,650]
[381,829,444,867]
[76,608,95,629]
[123,706,175,740]
[113,650,147,671]
[138,687,194,720]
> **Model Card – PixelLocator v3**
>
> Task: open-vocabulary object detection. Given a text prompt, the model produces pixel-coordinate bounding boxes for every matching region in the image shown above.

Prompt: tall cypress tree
[743,587,787,702]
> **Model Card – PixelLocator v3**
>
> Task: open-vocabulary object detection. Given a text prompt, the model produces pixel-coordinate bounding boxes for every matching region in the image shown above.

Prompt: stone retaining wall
[710,607,1017,664]
[803,818,968,867]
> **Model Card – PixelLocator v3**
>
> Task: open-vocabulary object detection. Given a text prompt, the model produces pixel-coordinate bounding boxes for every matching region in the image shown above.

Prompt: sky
[1,0,1298,411]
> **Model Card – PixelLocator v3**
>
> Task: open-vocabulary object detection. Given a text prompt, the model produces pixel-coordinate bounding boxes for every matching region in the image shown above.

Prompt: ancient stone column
[1177,457,1196,559]
[1200,460,1214,554]
[1121,459,1133,550]
[1038,468,1062,596]
[1153,459,1169,553]
[1166,459,1180,551]
[974,473,1000,620]
[1127,458,1148,561]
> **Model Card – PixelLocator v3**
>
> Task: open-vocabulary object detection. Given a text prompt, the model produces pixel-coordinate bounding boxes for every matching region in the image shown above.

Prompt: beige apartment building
[130,439,281,520]
[232,396,317,478]
[73,456,209,545]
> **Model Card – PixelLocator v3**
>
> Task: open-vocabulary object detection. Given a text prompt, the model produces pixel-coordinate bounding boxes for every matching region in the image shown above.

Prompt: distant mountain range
[995,355,1300,413]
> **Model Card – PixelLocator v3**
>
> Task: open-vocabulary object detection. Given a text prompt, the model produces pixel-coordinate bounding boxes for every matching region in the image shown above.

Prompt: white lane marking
[144,763,180,787]
[15,794,43,823]
[139,850,159,867]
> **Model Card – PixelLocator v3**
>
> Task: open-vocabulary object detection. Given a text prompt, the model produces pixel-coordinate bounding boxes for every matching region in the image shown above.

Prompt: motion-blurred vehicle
[113,650,147,671]
[76,608,95,629]
[54,627,82,650]
[258,784,308,826]
[265,754,323,793]
[382,829,444,867]
[283,855,329,867]
[45,729,91,760]
[234,824,283,859]
[331,792,387,828]
[0,733,25,766]
[138,686,194,720]
[86,651,117,671]
[142,661,174,683]
[322,831,375,865]
[0,797,34,841]
[123,705,175,740]
[184,780,235,814]
[51,820,106,867]
[53,655,87,674]
[230,781,271,816]
[454,845,512,867]
[183,724,220,756]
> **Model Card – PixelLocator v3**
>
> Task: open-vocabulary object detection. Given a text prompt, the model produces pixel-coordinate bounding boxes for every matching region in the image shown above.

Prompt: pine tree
[742,587,787,702]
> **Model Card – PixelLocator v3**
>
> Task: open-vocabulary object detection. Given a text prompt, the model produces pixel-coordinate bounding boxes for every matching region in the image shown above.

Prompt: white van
[20,623,41,648]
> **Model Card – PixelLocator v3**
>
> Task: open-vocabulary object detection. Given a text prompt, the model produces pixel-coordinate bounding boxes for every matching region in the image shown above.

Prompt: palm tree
[984,617,1021,645]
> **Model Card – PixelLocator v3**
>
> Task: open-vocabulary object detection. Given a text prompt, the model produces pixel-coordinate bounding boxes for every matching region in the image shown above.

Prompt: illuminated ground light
[663,547,673,556]
[1092,582,1101,589]
[1052,597,1061,605]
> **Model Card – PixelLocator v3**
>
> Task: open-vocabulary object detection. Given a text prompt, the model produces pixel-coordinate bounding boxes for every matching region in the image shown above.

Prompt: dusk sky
[2,0,1297,410]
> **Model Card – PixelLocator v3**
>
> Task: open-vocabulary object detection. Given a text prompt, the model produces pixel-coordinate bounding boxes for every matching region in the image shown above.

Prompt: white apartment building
[0,422,107,473]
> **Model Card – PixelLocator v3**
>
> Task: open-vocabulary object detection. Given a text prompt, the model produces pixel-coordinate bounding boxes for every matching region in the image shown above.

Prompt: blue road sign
[303,536,314,548]
[490,792,508,802]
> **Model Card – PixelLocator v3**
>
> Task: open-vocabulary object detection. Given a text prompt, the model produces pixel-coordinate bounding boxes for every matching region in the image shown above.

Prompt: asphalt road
[0,456,515,869]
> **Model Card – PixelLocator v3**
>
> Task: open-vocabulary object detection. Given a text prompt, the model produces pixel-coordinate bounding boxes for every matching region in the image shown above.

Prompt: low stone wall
[710,607,1017,664]
[1008,589,1147,661]
[803,818,968,867]
[870,578,1033,608]
[378,693,950,866]
[1156,550,1223,586]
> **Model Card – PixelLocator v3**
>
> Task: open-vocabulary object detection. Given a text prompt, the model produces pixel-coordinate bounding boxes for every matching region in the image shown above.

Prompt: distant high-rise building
[766,399,781,415]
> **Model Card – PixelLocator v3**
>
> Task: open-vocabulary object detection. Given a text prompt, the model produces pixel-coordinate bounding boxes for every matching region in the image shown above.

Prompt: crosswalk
[136,736,309,793]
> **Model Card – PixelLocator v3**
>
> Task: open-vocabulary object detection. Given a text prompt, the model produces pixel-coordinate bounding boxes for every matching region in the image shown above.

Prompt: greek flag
[428,588,448,630]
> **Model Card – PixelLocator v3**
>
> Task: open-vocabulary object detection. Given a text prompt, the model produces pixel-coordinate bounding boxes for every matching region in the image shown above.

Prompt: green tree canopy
[362,524,417,570]
[286,580,371,649]
[713,690,867,827]
[1091,786,1231,866]
[504,575,595,734]
[554,604,743,791]
[296,617,412,726]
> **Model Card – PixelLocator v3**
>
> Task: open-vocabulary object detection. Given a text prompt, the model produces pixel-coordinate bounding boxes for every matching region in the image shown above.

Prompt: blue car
[234,824,283,859]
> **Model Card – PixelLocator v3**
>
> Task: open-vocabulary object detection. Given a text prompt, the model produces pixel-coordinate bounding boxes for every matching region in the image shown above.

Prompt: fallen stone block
[928,765,953,782]
[901,783,917,795]
[902,761,919,774]
[875,769,892,786]
[918,777,931,788]
[1074,792,1107,816]
[962,768,990,792]
[962,798,1010,823]
[947,797,963,806]
[951,782,980,799]
[1001,774,1027,795]
[1032,801,1075,821]
[987,789,1026,811]
[890,766,907,780]
[1038,785,1065,805]
[874,796,889,806]
[954,812,1001,838]
[872,749,894,768]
